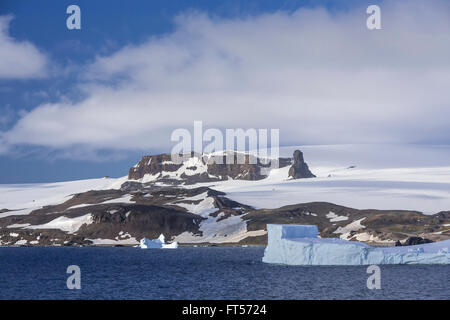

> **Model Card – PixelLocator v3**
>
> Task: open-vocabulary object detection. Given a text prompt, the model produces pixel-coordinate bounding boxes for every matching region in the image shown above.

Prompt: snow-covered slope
[4,144,449,215]
[1,144,449,246]
[0,177,127,219]
[172,191,266,244]
[196,145,450,214]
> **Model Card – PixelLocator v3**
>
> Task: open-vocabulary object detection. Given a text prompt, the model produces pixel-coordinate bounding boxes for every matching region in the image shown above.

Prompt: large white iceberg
[262,224,450,265]
[139,234,178,249]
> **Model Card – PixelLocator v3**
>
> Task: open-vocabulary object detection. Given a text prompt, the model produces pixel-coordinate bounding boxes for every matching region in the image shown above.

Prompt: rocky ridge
[128,151,296,184]
[1,180,449,247]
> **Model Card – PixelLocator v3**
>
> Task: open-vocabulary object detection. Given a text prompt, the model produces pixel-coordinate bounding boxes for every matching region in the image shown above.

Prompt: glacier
[139,234,178,249]
[262,224,450,265]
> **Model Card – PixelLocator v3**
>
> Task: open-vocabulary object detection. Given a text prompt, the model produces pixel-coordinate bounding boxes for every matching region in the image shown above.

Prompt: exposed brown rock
[128,151,292,184]
[288,150,315,179]
[1,180,449,247]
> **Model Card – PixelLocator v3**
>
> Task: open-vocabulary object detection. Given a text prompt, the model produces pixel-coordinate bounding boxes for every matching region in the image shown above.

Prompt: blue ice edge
[262,224,450,265]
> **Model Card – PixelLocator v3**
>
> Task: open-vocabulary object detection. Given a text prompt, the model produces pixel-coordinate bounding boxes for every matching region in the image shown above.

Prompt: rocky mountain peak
[288,150,316,179]
[128,151,296,184]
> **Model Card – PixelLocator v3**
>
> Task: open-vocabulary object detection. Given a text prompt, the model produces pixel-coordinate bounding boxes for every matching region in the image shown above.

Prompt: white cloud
[2,0,450,155]
[0,136,8,154]
[0,15,48,79]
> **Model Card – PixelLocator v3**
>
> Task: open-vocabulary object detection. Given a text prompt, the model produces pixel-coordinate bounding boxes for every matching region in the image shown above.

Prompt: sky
[0,0,449,183]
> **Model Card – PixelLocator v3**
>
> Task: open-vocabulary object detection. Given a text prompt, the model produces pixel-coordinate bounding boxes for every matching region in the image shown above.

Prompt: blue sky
[1,0,450,183]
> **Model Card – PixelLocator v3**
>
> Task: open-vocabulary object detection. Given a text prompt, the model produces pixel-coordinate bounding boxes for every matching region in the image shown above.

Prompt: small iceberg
[139,234,178,249]
[262,224,450,265]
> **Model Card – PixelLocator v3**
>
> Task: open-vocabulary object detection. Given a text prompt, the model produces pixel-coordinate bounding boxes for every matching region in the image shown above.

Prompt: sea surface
[0,246,448,300]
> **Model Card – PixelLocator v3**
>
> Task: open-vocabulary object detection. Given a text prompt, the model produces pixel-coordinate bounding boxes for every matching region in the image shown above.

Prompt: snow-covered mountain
[128,150,313,184]
[1,145,449,246]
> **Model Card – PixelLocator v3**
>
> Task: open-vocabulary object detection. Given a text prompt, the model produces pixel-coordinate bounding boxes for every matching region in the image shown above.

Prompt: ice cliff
[262,224,450,265]
[140,234,178,249]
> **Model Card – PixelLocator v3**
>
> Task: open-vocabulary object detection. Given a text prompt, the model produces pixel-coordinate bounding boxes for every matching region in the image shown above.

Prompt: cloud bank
[0,15,48,79]
[2,0,450,156]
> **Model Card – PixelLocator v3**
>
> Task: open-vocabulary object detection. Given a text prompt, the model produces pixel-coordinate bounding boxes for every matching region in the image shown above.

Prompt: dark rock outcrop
[288,150,315,179]
[128,152,292,184]
[206,154,291,181]
[401,236,434,246]
[395,237,434,246]
[128,153,182,180]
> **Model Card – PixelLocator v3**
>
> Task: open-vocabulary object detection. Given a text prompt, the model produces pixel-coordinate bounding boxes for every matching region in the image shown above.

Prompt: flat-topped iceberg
[139,234,178,249]
[262,224,449,265]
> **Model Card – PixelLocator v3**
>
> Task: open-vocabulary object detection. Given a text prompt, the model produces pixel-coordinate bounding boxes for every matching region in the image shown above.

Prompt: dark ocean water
[0,246,448,300]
